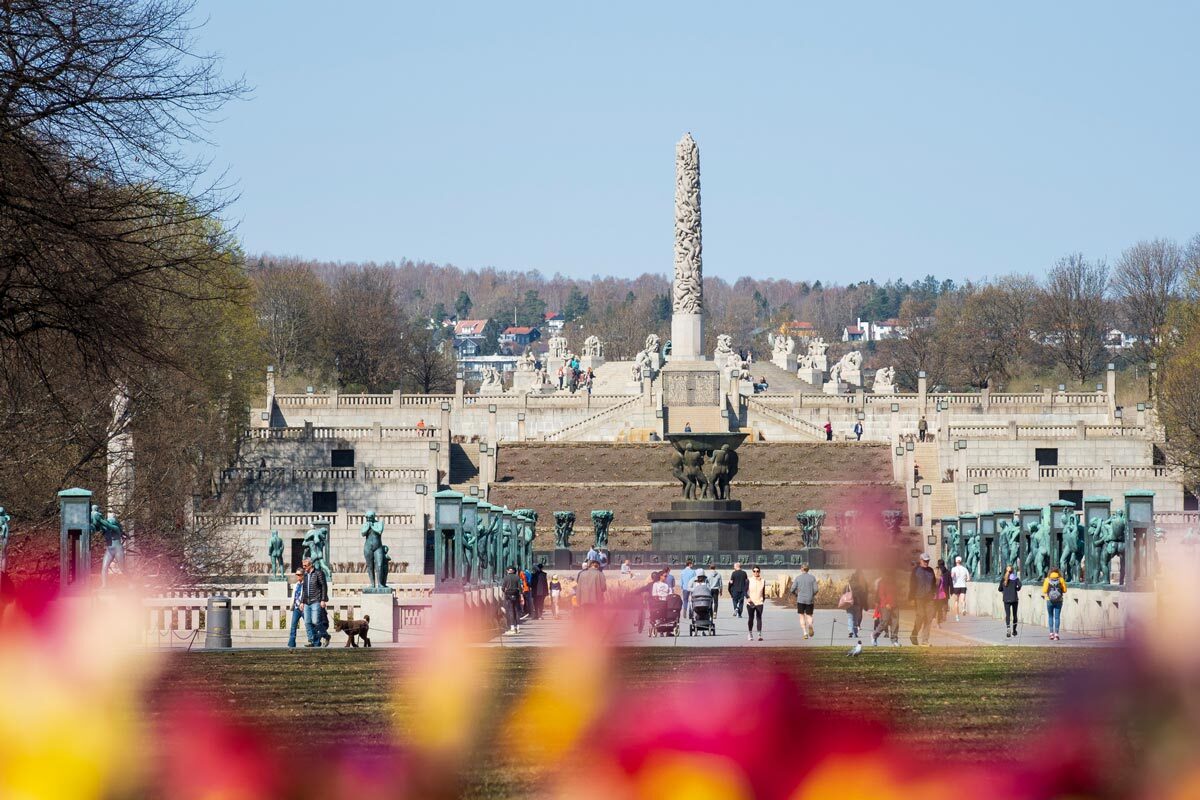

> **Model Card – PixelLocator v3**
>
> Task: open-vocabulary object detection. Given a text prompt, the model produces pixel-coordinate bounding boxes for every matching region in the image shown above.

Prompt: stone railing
[221,467,429,485]
[1156,511,1200,526]
[754,391,1108,409]
[964,464,1174,481]
[143,593,432,642]
[244,426,438,441]
[542,394,644,442]
[948,423,1147,440]
[275,393,454,408]
[745,397,825,439]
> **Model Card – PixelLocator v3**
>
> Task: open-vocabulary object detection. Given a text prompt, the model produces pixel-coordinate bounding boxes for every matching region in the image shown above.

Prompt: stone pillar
[922,490,933,541]
[517,415,527,441]
[266,365,276,403]
[670,133,704,360]
[427,443,440,491]
[918,371,928,414]
[455,376,465,408]
[478,446,489,499]
[487,405,498,447]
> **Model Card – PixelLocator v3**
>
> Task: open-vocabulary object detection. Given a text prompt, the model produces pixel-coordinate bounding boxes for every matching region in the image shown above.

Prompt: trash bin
[205,595,232,649]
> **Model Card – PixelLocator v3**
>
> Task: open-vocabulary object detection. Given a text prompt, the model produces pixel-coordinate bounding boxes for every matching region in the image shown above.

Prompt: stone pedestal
[873,382,896,394]
[648,500,764,550]
[267,578,290,599]
[580,355,605,371]
[797,548,827,569]
[771,353,798,372]
[552,548,573,570]
[812,356,828,373]
[358,590,398,643]
[841,369,862,388]
[671,312,704,361]
[797,367,823,388]
[512,371,549,393]
[822,380,846,395]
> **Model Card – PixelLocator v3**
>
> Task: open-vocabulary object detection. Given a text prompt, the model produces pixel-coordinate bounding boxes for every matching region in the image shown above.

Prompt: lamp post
[58,488,93,591]
[433,490,465,592]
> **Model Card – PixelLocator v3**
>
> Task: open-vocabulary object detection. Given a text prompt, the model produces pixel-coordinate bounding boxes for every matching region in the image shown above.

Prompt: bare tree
[1112,238,1184,363]
[251,262,328,380]
[401,321,456,394]
[1036,254,1110,384]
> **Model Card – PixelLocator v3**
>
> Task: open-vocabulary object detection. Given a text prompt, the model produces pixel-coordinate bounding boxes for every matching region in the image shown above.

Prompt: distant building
[499,325,541,350]
[842,317,907,342]
[784,321,816,338]
[453,319,490,357]
[544,312,565,335]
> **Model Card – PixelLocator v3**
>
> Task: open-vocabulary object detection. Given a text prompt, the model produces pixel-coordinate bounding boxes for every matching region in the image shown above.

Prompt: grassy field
[145,646,1105,797]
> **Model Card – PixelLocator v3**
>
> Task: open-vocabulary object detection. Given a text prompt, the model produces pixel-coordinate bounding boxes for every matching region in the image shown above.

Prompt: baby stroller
[689,592,716,636]
[650,594,682,637]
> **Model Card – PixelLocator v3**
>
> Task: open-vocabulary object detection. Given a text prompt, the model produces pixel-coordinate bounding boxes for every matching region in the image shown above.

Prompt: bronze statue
[553,511,576,549]
[682,445,706,499]
[360,510,386,589]
[268,530,285,578]
[1059,510,1084,583]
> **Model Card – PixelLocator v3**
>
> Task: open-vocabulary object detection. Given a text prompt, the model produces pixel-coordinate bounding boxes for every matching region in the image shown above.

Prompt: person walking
[680,559,697,612]
[549,574,563,619]
[873,571,900,646]
[934,559,951,626]
[746,566,767,641]
[1042,567,1067,640]
[300,557,330,648]
[531,563,549,620]
[853,420,863,441]
[824,420,833,441]
[918,416,928,442]
[845,569,867,638]
[521,567,533,621]
[999,565,1021,638]
[661,565,676,593]
[908,554,936,647]
[576,559,607,608]
[502,565,523,634]
[704,562,722,614]
[633,570,659,633]
[950,555,971,621]
[728,562,748,618]
[792,563,818,639]
[286,568,304,648]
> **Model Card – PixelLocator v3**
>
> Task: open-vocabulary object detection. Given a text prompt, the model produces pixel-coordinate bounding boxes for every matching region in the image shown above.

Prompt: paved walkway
[486,600,1117,649]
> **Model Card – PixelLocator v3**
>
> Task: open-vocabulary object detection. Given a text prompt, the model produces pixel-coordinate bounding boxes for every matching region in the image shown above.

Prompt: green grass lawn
[145,647,1105,797]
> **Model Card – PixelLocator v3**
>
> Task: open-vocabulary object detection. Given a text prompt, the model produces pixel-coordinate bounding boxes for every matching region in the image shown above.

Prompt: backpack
[1047,577,1064,604]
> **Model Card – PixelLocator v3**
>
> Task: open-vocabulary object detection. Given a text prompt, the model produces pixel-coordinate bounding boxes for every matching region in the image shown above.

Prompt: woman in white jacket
[746,566,767,641]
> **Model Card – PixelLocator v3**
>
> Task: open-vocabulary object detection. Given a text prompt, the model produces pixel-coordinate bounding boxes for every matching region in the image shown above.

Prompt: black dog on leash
[334,614,371,647]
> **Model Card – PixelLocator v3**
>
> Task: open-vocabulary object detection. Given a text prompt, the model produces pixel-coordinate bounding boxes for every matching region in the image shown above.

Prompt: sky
[195,2,1200,284]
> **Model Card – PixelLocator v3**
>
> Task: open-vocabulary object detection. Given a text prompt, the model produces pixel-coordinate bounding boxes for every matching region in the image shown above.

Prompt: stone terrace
[486,441,906,537]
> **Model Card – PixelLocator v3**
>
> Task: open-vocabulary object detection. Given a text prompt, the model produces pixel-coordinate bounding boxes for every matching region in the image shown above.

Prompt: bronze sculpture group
[671,443,739,500]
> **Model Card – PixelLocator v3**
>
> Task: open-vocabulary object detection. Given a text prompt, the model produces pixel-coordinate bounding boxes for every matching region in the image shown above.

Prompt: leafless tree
[1112,238,1184,363]
[1036,254,1110,384]
[401,321,457,394]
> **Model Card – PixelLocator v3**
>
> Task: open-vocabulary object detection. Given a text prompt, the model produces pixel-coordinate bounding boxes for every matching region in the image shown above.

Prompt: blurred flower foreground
[2,580,1200,800]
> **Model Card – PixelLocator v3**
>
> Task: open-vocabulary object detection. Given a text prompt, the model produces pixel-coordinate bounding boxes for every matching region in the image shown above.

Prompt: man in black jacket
[501,566,523,634]
[728,562,749,618]
[530,564,549,619]
[908,554,936,646]
[300,557,330,647]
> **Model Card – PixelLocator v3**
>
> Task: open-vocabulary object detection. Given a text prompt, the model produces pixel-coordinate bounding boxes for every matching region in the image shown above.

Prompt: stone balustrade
[243,425,438,440]
[964,464,1174,481]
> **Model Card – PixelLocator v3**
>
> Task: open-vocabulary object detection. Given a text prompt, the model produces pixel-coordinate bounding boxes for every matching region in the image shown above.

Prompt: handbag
[837,589,854,609]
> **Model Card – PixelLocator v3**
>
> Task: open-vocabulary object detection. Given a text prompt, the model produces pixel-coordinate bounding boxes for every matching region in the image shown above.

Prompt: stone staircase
[914,440,958,520]
[745,397,825,440]
[448,443,479,490]
[744,359,820,393]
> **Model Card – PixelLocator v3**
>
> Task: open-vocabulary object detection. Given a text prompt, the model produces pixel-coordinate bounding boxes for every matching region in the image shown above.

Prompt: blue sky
[197,2,1200,284]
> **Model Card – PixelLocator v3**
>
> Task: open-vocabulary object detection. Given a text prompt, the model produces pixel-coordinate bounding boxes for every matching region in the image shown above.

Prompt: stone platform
[647,499,765,550]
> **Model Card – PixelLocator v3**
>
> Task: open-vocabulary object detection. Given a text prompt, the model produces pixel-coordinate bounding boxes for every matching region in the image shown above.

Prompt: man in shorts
[950,555,971,621]
[792,563,817,639]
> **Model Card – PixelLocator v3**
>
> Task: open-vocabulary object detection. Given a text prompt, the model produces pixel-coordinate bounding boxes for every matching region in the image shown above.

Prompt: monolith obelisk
[671,132,703,360]
[661,133,723,431]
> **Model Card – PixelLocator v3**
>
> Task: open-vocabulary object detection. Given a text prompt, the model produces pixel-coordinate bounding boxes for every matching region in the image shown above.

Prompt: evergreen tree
[455,291,473,319]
